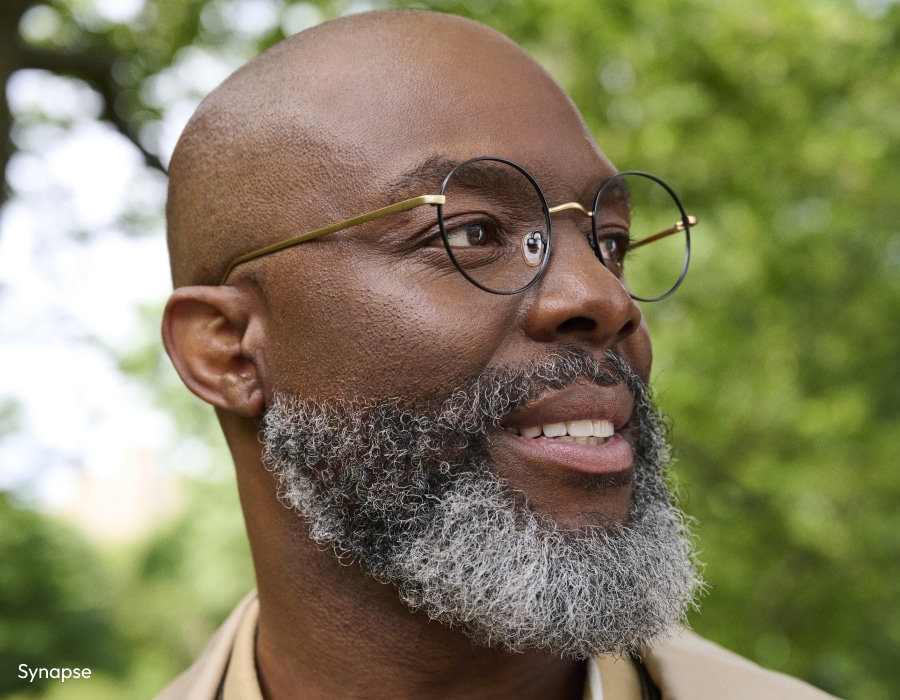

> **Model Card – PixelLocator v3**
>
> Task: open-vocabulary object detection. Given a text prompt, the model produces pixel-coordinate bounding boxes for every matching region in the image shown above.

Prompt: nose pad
[522,230,546,267]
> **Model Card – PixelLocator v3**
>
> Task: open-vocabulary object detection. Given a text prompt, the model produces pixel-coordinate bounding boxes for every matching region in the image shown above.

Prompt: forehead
[366,82,611,203]
[272,17,615,206]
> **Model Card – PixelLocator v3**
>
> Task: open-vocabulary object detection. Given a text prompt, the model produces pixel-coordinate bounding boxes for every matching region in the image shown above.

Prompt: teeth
[566,419,594,437]
[592,419,614,438]
[576,437,603,445]
[542,422,567,438]
[510,419,615,439]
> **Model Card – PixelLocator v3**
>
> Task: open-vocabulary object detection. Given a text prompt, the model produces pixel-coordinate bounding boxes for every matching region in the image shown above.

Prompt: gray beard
[262,347,701,659]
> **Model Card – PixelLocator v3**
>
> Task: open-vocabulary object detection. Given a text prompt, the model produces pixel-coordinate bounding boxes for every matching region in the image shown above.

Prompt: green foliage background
[2,0,898,698]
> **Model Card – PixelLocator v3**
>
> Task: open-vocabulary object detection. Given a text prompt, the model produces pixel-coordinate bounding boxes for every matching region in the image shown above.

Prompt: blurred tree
[0,492,126,696]
[103,477,255,698]
[1,0,167,190]
[2,1,899,698]
[1,0,36,192]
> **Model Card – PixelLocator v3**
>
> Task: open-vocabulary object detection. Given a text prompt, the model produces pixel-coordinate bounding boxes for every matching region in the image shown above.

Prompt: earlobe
[162,286,266,418]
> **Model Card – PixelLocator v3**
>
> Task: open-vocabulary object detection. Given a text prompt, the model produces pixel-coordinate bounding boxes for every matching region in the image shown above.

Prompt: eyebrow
[596,177,632,212]
[385,156,643,223]
[384,155,460,199]
[384,155,536,201]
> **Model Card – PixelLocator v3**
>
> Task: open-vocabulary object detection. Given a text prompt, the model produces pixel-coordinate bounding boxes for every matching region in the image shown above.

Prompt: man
[158,9,837,699]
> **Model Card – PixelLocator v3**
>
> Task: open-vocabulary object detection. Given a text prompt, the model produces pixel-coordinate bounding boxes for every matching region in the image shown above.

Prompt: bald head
[166,9,595,288]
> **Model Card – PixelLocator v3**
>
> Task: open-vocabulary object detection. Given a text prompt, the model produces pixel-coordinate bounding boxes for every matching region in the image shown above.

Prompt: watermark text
[18,664,92,683]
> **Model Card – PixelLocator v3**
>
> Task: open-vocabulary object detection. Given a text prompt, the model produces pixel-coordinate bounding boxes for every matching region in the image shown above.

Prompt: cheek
[620,315,653,382]
[260,251,513,400]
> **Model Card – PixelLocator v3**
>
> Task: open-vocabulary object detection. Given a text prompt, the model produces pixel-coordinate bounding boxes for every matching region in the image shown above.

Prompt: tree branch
[23,47,167,173]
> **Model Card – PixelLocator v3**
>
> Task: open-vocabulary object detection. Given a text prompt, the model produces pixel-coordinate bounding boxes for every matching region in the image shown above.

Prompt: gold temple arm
[630,215,697,249]
[219,194,446,284]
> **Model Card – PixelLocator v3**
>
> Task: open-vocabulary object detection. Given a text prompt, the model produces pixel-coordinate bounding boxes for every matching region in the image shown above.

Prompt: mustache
[439,346,646,431]
[263,347,651,489]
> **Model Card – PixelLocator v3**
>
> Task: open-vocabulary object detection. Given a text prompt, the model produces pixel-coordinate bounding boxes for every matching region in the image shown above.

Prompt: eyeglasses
[219,156,696,301]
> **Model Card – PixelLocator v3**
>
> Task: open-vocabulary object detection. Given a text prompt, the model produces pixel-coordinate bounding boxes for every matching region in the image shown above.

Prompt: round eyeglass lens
[593,171,691,302]
[439,157,551,294]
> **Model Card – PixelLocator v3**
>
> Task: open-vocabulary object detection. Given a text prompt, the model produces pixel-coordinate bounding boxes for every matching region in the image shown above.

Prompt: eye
[595,231,630,274]
[443,221,499,248]
[597,236,624,262]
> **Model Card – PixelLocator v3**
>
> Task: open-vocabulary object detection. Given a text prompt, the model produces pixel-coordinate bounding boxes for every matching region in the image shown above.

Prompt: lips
[497,383,635,476]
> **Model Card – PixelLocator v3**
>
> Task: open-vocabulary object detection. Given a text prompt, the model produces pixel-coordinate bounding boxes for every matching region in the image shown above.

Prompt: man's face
[204,15,700,659]
[250,26,653,531]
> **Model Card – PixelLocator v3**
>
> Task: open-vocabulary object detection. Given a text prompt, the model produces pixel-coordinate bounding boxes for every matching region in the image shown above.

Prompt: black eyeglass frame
[438,156,694,301]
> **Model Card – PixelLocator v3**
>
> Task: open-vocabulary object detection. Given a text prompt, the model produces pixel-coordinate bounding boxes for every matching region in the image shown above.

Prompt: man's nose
[517,221,643,347]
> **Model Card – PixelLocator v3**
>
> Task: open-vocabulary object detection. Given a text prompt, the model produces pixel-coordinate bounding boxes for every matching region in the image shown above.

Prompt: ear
[162,286,266,418]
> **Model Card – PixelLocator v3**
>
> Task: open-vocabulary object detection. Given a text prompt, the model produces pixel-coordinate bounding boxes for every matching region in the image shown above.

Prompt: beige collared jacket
[155,592,839,700]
